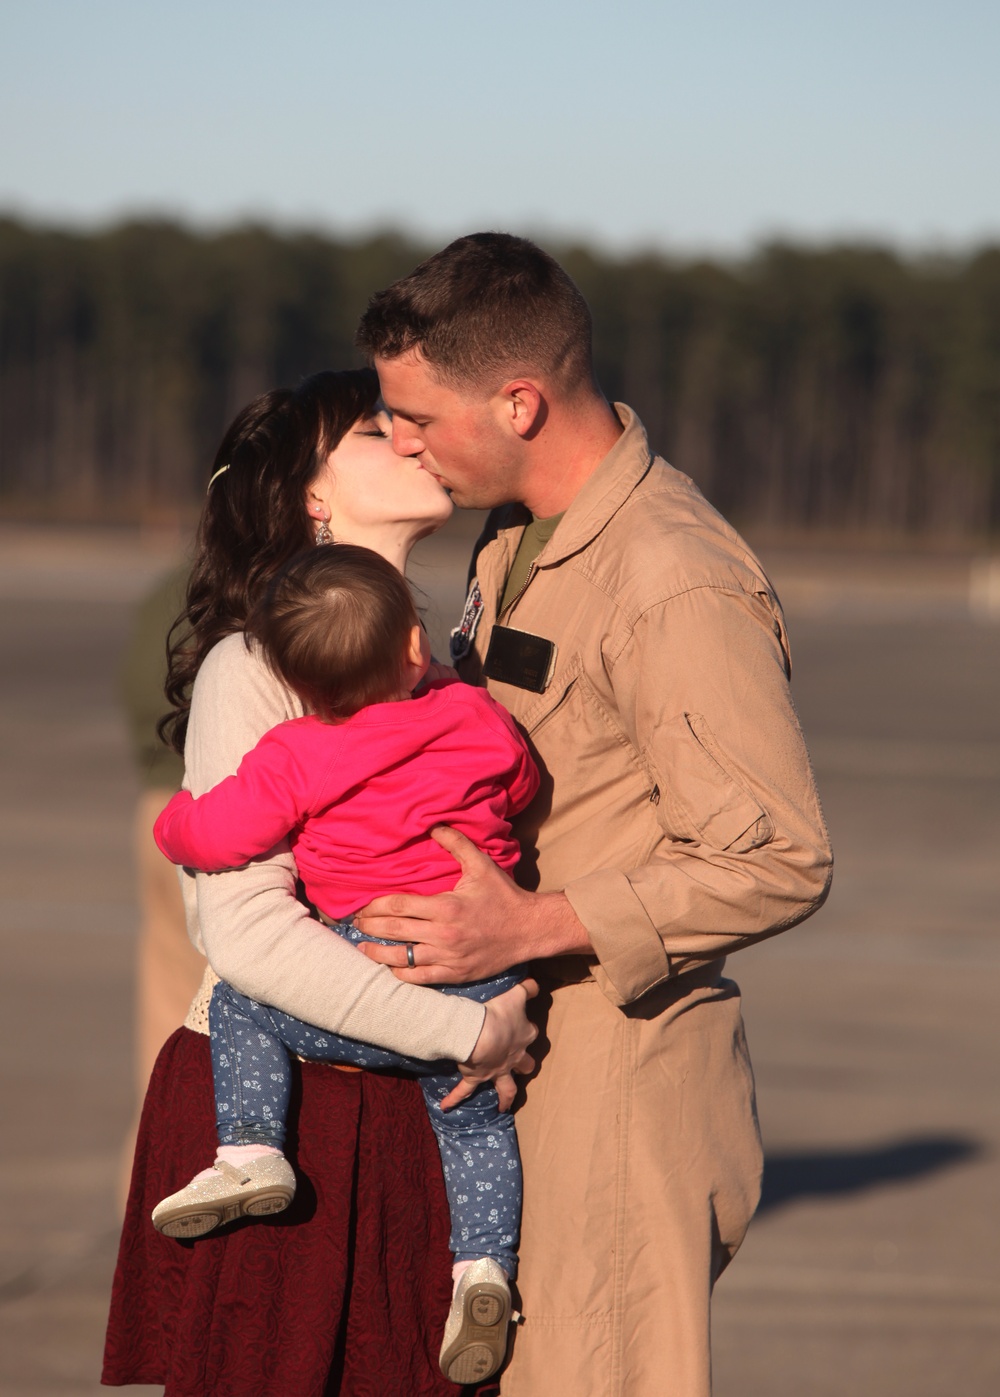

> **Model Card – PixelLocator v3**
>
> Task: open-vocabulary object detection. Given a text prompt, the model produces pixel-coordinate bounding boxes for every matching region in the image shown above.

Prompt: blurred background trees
[1,215,998,537]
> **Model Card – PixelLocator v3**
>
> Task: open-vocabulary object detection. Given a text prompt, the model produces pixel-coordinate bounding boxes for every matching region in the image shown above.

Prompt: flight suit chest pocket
[514,657,583,736]
[644,711,774,853]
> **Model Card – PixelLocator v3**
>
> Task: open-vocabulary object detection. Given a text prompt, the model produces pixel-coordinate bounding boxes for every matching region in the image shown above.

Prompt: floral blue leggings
[209,919,522,1277]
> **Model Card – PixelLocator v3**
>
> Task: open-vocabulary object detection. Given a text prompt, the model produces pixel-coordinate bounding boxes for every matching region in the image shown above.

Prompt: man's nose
[392,418,424,457]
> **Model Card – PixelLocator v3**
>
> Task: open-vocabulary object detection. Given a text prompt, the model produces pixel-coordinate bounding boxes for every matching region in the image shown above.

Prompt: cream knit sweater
[179,633,485,1063]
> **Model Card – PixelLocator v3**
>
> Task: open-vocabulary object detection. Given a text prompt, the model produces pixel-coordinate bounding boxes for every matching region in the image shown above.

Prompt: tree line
[1,215,998,538]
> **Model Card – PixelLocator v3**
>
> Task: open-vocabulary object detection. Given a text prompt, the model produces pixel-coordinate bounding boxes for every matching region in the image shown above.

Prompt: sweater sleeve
[184,634,485,1062]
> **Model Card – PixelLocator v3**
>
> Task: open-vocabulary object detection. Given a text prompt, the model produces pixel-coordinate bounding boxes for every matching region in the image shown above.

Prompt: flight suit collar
[471,403,653,614]
[526,402,652,569]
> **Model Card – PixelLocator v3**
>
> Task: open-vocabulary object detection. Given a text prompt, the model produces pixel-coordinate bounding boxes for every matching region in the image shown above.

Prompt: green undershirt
[499,512,565,616]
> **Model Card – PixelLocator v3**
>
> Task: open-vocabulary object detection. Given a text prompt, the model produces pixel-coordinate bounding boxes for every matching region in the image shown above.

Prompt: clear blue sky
[3,0,998,253]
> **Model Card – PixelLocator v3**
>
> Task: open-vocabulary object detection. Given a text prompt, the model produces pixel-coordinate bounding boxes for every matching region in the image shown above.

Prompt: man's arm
[353,823,590,982]
[566,584,832,1002]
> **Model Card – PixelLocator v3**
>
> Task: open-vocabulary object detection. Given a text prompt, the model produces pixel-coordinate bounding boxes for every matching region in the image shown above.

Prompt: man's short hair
[249,545,418,721]
[356,232,594,394]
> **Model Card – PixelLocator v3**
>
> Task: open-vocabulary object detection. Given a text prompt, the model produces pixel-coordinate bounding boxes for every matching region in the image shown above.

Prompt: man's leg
[502,972,763,1397]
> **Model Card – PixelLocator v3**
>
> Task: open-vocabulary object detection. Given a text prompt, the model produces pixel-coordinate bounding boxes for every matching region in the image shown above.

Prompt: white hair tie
[207,463,231,492]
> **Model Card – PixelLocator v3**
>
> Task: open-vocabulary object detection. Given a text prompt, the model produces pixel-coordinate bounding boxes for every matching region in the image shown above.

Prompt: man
[355,233,832,1396]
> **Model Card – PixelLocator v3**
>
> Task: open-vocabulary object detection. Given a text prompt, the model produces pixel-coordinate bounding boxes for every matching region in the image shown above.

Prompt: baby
[152,543,539,1385]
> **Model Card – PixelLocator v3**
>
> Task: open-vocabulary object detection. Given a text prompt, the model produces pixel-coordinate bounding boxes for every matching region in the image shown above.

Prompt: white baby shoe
[151,1154,296,1238]
[438,1257,512,1385]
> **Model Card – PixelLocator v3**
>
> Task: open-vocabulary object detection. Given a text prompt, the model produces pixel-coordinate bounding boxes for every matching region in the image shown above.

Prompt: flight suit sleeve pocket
[645,711,774,854]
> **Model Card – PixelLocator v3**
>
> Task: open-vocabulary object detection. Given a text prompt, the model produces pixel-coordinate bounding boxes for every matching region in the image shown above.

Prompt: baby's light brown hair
[248,544,419,721]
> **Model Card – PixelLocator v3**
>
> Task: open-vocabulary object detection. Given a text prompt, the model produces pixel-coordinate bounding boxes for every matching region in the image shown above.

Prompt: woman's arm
[185,634,487,1063]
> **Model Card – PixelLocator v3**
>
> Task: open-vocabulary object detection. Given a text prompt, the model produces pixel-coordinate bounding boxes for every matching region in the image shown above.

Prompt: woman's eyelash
[358,428,387,438]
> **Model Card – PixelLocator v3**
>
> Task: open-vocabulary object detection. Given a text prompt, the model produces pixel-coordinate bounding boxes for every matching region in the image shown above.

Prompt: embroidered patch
[450,578,484,662]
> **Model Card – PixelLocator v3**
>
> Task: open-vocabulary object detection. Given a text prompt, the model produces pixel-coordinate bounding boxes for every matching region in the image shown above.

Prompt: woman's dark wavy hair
[159,368,380,754]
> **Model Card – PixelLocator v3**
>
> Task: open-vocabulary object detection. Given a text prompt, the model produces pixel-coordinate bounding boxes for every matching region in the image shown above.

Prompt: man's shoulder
[586,456,772,612]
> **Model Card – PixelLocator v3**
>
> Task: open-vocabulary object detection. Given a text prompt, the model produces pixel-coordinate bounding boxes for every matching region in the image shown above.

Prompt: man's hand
[354,826,593,983]
[439,978,539,1111]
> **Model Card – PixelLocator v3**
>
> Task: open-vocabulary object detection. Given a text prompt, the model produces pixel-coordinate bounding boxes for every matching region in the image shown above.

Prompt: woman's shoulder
[196,631,259,683]
[186,633,305,782]
[196,634,300,713]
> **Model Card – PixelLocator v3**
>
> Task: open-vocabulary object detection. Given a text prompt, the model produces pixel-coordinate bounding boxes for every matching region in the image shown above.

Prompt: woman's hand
[439,979,539,1111]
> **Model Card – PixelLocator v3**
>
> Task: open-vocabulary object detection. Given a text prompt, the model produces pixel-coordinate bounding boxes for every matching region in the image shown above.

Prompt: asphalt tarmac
[0,523,997,1396]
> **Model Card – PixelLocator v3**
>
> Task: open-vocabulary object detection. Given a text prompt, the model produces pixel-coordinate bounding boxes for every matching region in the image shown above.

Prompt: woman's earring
[315,521,333,546]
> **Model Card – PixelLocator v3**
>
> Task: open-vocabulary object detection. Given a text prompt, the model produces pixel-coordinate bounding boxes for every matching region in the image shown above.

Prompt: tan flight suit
[455,406,832,1396]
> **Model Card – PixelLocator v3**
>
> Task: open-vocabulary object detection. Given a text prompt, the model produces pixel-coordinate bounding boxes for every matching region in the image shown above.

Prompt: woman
[103,369,536,1396]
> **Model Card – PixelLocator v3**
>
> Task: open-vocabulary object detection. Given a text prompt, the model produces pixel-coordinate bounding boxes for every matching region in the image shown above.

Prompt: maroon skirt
[102,1027,476,1396]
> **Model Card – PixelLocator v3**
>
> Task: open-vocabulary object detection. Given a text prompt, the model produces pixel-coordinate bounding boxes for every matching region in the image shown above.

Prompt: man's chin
[449,486,504,510]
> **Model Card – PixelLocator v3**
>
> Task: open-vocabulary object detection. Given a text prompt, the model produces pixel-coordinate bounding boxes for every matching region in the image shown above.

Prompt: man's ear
[501,380,544,439]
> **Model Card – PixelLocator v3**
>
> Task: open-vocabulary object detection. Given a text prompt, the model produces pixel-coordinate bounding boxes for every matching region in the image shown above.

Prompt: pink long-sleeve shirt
[155,680,539,919]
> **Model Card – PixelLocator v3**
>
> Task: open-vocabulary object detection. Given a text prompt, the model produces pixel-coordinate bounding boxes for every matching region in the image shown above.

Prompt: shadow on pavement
[758,1134,982,1214]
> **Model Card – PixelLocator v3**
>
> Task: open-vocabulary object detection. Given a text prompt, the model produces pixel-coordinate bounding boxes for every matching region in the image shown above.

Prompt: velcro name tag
[482,626,557,693]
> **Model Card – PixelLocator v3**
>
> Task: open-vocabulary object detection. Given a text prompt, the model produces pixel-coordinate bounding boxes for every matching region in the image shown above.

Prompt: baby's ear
[406,623,426,667]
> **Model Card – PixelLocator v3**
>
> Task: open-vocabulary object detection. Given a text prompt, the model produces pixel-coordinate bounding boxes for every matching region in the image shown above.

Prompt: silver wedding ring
[405,942,416,968]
